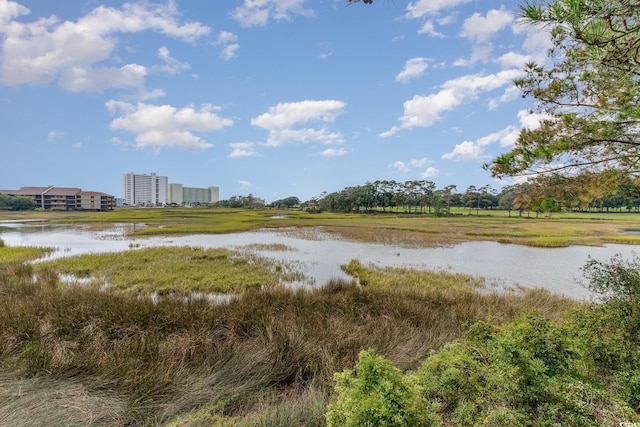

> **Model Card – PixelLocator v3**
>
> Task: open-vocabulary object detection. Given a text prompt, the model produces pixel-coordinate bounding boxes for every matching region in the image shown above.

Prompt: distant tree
[270,196,300,209]
[0,194,36,211]
[441,185,457,214]
[498,185,518,216]
[463,185,478,215]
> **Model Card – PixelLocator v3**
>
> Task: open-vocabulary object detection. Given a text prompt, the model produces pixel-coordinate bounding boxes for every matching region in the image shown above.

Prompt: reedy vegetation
[3,207,640,248]
[0,241,577,426]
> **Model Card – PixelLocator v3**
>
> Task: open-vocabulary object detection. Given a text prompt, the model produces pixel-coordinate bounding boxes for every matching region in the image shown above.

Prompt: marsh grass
[0,256,577,425]
[603,235,640,245]
[0,242,52,264]
[38,246,307,294]
[3,208,639,248]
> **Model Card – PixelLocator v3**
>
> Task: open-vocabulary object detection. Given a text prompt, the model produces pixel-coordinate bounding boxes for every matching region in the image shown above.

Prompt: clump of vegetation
[328,254,640,426]
[0,239,52,264]
[0,194,36,211]
[38,246,305,294]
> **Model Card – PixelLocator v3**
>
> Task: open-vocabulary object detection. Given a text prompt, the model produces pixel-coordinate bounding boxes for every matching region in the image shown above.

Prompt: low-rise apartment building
[0,186,115,211]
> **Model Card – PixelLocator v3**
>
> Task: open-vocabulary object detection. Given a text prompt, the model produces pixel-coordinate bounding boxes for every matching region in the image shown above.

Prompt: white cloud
[47,130,64,142]
[106,101,233,151]
[417,21,444,37]
[443,126,517,162]
[392,161,410,172]
[213,31,239,60]
[228,142,259,158]
[410,157,430,167]
[442,109,552,162]
[321,148,348,157]
[0,0,28,24]
[58,64,148,92]
[487,85,520,110]
[517,109,552,132]
[420,166,440,178]
[441,140,486,161]
[392,157,434,173]
[381,69,523,137]
[252,100,346,147]
[0,1,209,90]
[232,0,314,27]
[455,9,514,64]
[405,0,471,19]
[469,42,495,63]
[460,9,513,43]
[318,42,332,60]
[396,57,430,83]
[239,180,252,188]
[495,51,530,69]
[514,21,553,63]
[157,46,190,74]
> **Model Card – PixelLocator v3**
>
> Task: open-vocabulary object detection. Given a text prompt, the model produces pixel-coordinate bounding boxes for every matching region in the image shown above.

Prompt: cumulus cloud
[213,31,239,60]
[228,142,259,158]
[420,166,440,178]
[392,161,410,172]
[418,21,444,37]
[396,57,430,83]
[0,0,28,24]
[487,85,521,110]
[0,0,209,91]
[410,157,430,168]
[106,100,233,151]
[232,0,313,27]
[381,69,523,137]
[391,157,436,175]
[442,109,552,162]
[251,100,346,147]
[157,46,190,74]
[405,0,471,19]
[455,9,514,64]
[460,9,513,43]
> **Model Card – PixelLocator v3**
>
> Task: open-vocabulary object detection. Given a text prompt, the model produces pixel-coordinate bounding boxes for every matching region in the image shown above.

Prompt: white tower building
[122,172,168,206]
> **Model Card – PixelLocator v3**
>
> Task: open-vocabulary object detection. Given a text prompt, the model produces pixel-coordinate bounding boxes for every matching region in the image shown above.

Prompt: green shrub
[330,312,639,426]
[326,349,441,427]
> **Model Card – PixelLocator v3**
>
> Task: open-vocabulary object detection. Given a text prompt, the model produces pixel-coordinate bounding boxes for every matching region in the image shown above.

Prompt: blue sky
[0,0,551,202]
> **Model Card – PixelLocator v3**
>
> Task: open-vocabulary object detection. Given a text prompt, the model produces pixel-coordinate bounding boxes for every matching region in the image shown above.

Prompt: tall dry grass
[0,260,576,425]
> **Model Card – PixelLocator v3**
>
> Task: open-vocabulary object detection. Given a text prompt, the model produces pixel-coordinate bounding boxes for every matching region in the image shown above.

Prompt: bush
[329,311,640,426]
[326,349,441,427]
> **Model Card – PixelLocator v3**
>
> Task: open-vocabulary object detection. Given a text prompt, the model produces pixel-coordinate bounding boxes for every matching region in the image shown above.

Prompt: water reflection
[2,222,638,299]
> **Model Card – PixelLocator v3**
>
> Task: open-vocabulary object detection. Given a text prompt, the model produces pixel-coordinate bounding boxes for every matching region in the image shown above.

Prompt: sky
[0,0,552,203]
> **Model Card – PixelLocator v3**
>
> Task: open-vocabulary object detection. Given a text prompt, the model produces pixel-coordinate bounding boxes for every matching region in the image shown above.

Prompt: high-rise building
[122,172,168,206]
[168,184,220,205]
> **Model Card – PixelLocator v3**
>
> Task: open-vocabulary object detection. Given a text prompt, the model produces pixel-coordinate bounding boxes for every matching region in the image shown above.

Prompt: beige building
[169,184,220,205]
[0,186,115,211]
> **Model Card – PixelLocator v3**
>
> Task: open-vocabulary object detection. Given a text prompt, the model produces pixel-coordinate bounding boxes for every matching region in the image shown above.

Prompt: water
[2,222,638,299]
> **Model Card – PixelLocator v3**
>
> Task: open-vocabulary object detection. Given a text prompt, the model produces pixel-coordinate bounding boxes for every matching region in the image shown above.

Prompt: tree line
[300,174,640,216]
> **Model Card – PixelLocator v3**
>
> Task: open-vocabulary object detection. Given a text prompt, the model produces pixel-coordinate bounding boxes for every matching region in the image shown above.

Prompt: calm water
[1,222,638,299]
